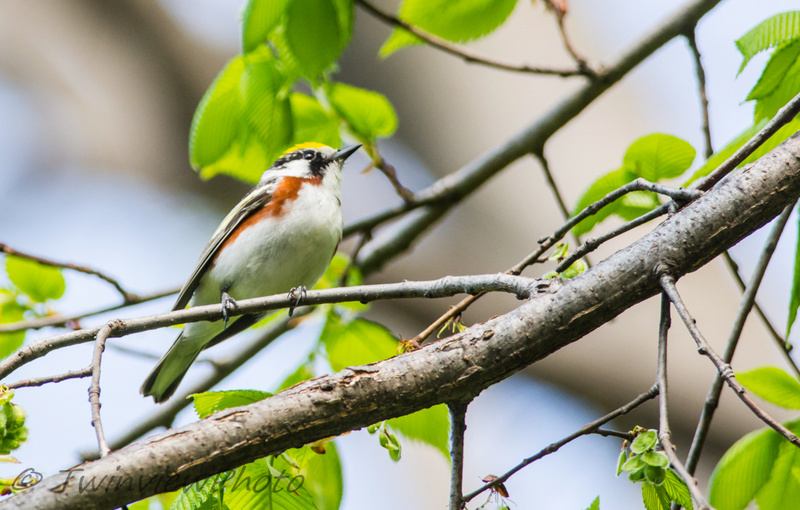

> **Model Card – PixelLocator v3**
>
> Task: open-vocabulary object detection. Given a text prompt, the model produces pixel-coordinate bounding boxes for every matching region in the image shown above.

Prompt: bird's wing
[172,184,274,311]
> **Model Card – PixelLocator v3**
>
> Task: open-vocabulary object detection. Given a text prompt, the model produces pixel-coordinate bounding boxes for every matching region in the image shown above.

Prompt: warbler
[141,142,361,403]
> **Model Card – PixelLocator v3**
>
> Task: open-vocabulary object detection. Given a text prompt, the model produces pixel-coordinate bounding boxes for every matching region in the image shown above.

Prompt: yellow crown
[282,142,330,156]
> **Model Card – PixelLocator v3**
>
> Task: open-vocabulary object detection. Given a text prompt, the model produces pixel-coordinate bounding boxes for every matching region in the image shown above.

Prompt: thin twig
[6,367,92,389]
[0,288,177,334]
[685,30,713,159]
[355,0,589,77]
[694,90,800,190]
[684,203,797,474]
[0,242,139,304]
[721,251,800,379]
[660,273,800,449]
[544,0,594,75]
[462,385,659,503]
[593,428,634,441]
[374,158,415,203]
[89,322,117,458]
[656,294,710,510]
[449,400,469,510]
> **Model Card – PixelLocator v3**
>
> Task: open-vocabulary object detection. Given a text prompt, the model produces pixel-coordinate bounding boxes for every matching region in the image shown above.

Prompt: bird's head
[261,142,361,186]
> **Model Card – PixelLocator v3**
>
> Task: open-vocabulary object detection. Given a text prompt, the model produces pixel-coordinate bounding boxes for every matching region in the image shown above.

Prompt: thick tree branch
[5,126,800,510]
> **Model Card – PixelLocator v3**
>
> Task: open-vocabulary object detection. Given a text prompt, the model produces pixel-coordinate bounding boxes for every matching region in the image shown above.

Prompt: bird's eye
[303,152,315,160]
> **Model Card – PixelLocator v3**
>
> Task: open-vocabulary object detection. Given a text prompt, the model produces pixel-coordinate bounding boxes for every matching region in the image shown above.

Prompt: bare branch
[449,400,469,510]
[355,0,589,77]
[543,0,595,75]
[656,294,710,510]
[462,385,659,504]
[684,202,797,474]
[660,273,800,449]
[0,242,139,304]
[685,29,713,159]
[6,368,92,389]
[89,322,117,458]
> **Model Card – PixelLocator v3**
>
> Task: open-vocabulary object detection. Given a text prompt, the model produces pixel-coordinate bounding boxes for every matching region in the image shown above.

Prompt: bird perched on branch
[141,142,361,403]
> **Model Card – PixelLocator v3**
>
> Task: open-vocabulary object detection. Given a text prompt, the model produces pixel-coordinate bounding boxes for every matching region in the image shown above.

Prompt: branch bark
[4,127,800,509]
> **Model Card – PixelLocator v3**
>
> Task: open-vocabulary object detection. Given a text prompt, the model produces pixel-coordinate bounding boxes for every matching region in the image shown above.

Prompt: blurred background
[0,0,798,508]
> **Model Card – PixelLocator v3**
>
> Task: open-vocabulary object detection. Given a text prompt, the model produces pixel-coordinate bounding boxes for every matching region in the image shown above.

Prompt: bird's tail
[140,331,205,403]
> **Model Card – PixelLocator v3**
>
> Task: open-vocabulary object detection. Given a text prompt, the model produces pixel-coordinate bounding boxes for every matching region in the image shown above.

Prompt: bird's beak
[332,144,362,162]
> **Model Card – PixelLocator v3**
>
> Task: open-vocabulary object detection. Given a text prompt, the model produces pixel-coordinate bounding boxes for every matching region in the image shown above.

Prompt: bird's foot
[221,291,239,329]
[287,286,307,317]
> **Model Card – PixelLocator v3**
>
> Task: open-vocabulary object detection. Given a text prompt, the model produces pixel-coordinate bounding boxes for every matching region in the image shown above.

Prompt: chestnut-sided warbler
[141,142,361,403]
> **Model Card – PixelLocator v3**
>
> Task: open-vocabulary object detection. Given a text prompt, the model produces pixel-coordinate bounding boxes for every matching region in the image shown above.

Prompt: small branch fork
[448,400,470,510]
[89,321,118,458]
[0,242,140,304]
[354,0,592,77]
[659,274,800,449]
[461,385,659,504]
[655,294,710,510]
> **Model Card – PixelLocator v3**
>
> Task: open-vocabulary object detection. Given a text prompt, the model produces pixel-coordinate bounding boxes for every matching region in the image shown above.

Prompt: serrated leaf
[290,93,341,149]
[789,207,800,338]
[169,471,232,510]
[0,303,25,359]
[379,28,424,57]
[285,0,342,78]
[240,55,293,154]
[632,430,658,454]
[736,11,800,72]
[663,470,693,510]
[190,389,271,419]
[571,168,637,236]
[189,57,245,170]
[395,0,518,44]
[298,442,343,510]
[617,450,628,476]
[642,482,670,510]
[225,458,318,510]
[751,41,800,123]
[585,496,600,510]
[387,404,450,460]
[747,40,800,101]
[278,363,315,392]
[320,313,398,372]
[755,428,800,510]
[6,256,65,303]
[708,425,784,510]
[622,134,696,181]
[737,367,800,409]
[327,82,397,141]
[242,0,291,53]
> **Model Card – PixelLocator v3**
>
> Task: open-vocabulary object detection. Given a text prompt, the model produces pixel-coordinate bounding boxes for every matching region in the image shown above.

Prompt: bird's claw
[287,286,307,317]
[221,291,238,329]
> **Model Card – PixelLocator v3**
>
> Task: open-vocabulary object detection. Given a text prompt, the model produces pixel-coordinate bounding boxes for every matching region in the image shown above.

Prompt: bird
[141,142,361,403]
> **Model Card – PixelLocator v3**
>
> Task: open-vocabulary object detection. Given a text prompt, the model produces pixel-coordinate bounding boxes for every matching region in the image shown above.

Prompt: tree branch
[88,322,116,458]
[685,29,713,159]
[448,400,469,510]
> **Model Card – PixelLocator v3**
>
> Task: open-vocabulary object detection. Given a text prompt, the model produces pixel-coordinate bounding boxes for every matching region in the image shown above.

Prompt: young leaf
[379,28,424,58]
[736,11,800,72]
[631,429,658,454]
[395,0,518,44]
[189,57,245,170]
[169,471,232,510]
[241,0,291,53]
[621,133,696,181]
[663,470,693,510]
[240,56,293,153]
[755,435,800,510]
[296,442,343,510]
[750,40,800,123]
[387,404,450,459]
[642,451,670,468]
[320,313,398,372]
[290,93,341,149]
[224,458,317,510]
[708,425,784,510]
[737,367,800,409]
[285,0,342,78]
[0,302,25,359]
[585,496,600,510]
[789,207,800,338]
[642,481,670,510]
[327,82,398,141]
[571,167,636,236]
[5,256,65,303]
[190,389,272,419]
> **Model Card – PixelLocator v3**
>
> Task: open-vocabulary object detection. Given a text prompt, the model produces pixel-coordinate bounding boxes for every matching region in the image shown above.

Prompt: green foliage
[572,134,695,236]
[241,0,291,53]
[735,11,800,72]
[709,419,800,510]
[290,93,341,149]
[218,458,317,510]
[0,300,25,359]
[747,40,800,122]
[585,496,600,510]
[380,0,519,56]
[387,404,450,459]
[326,82,398,142]
[170,471,233,510]
[285,0,343,79]
[790,205,800,338]
[190,390,272,419]
[737,366,800,409]
[5,256,65,303]
[0,388,27,456]
[319,313,398,372]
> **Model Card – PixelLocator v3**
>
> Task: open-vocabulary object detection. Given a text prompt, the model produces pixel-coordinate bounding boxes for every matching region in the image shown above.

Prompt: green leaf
[394,0,518,44]
[290,93,341,149]
[278,363,315,392]
[6,256,65,303]
[225,458,318,510]
[285,0,342,78]
[379,28,424,58]
[755,428,800,510]
[737,367,800,409]
[585,496,600,510]
[622,455,646,473]
[663,469,693,510]
[617,450,628,476]
[331,0,355,52]
[0,302,26,359]
[387,404,450,459]
[736,11,800,72]
[571,168,636,236]
[242,0,291,53]
[189,57,245,170]
[750,41,800,123]
[621,134,696,181]
[169,471,233,510]
[642,482,670,510]
[642,451,670,468]
[327,82,398,141]
[240,55,293,151]
[631,430,658,454]
[295,443,343,510]
[379,428,402,462]
[645,466,666,486]
[190,389,272,419]
[708,425,784,510]
[789,207,800,338]
[320,314,398,372]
